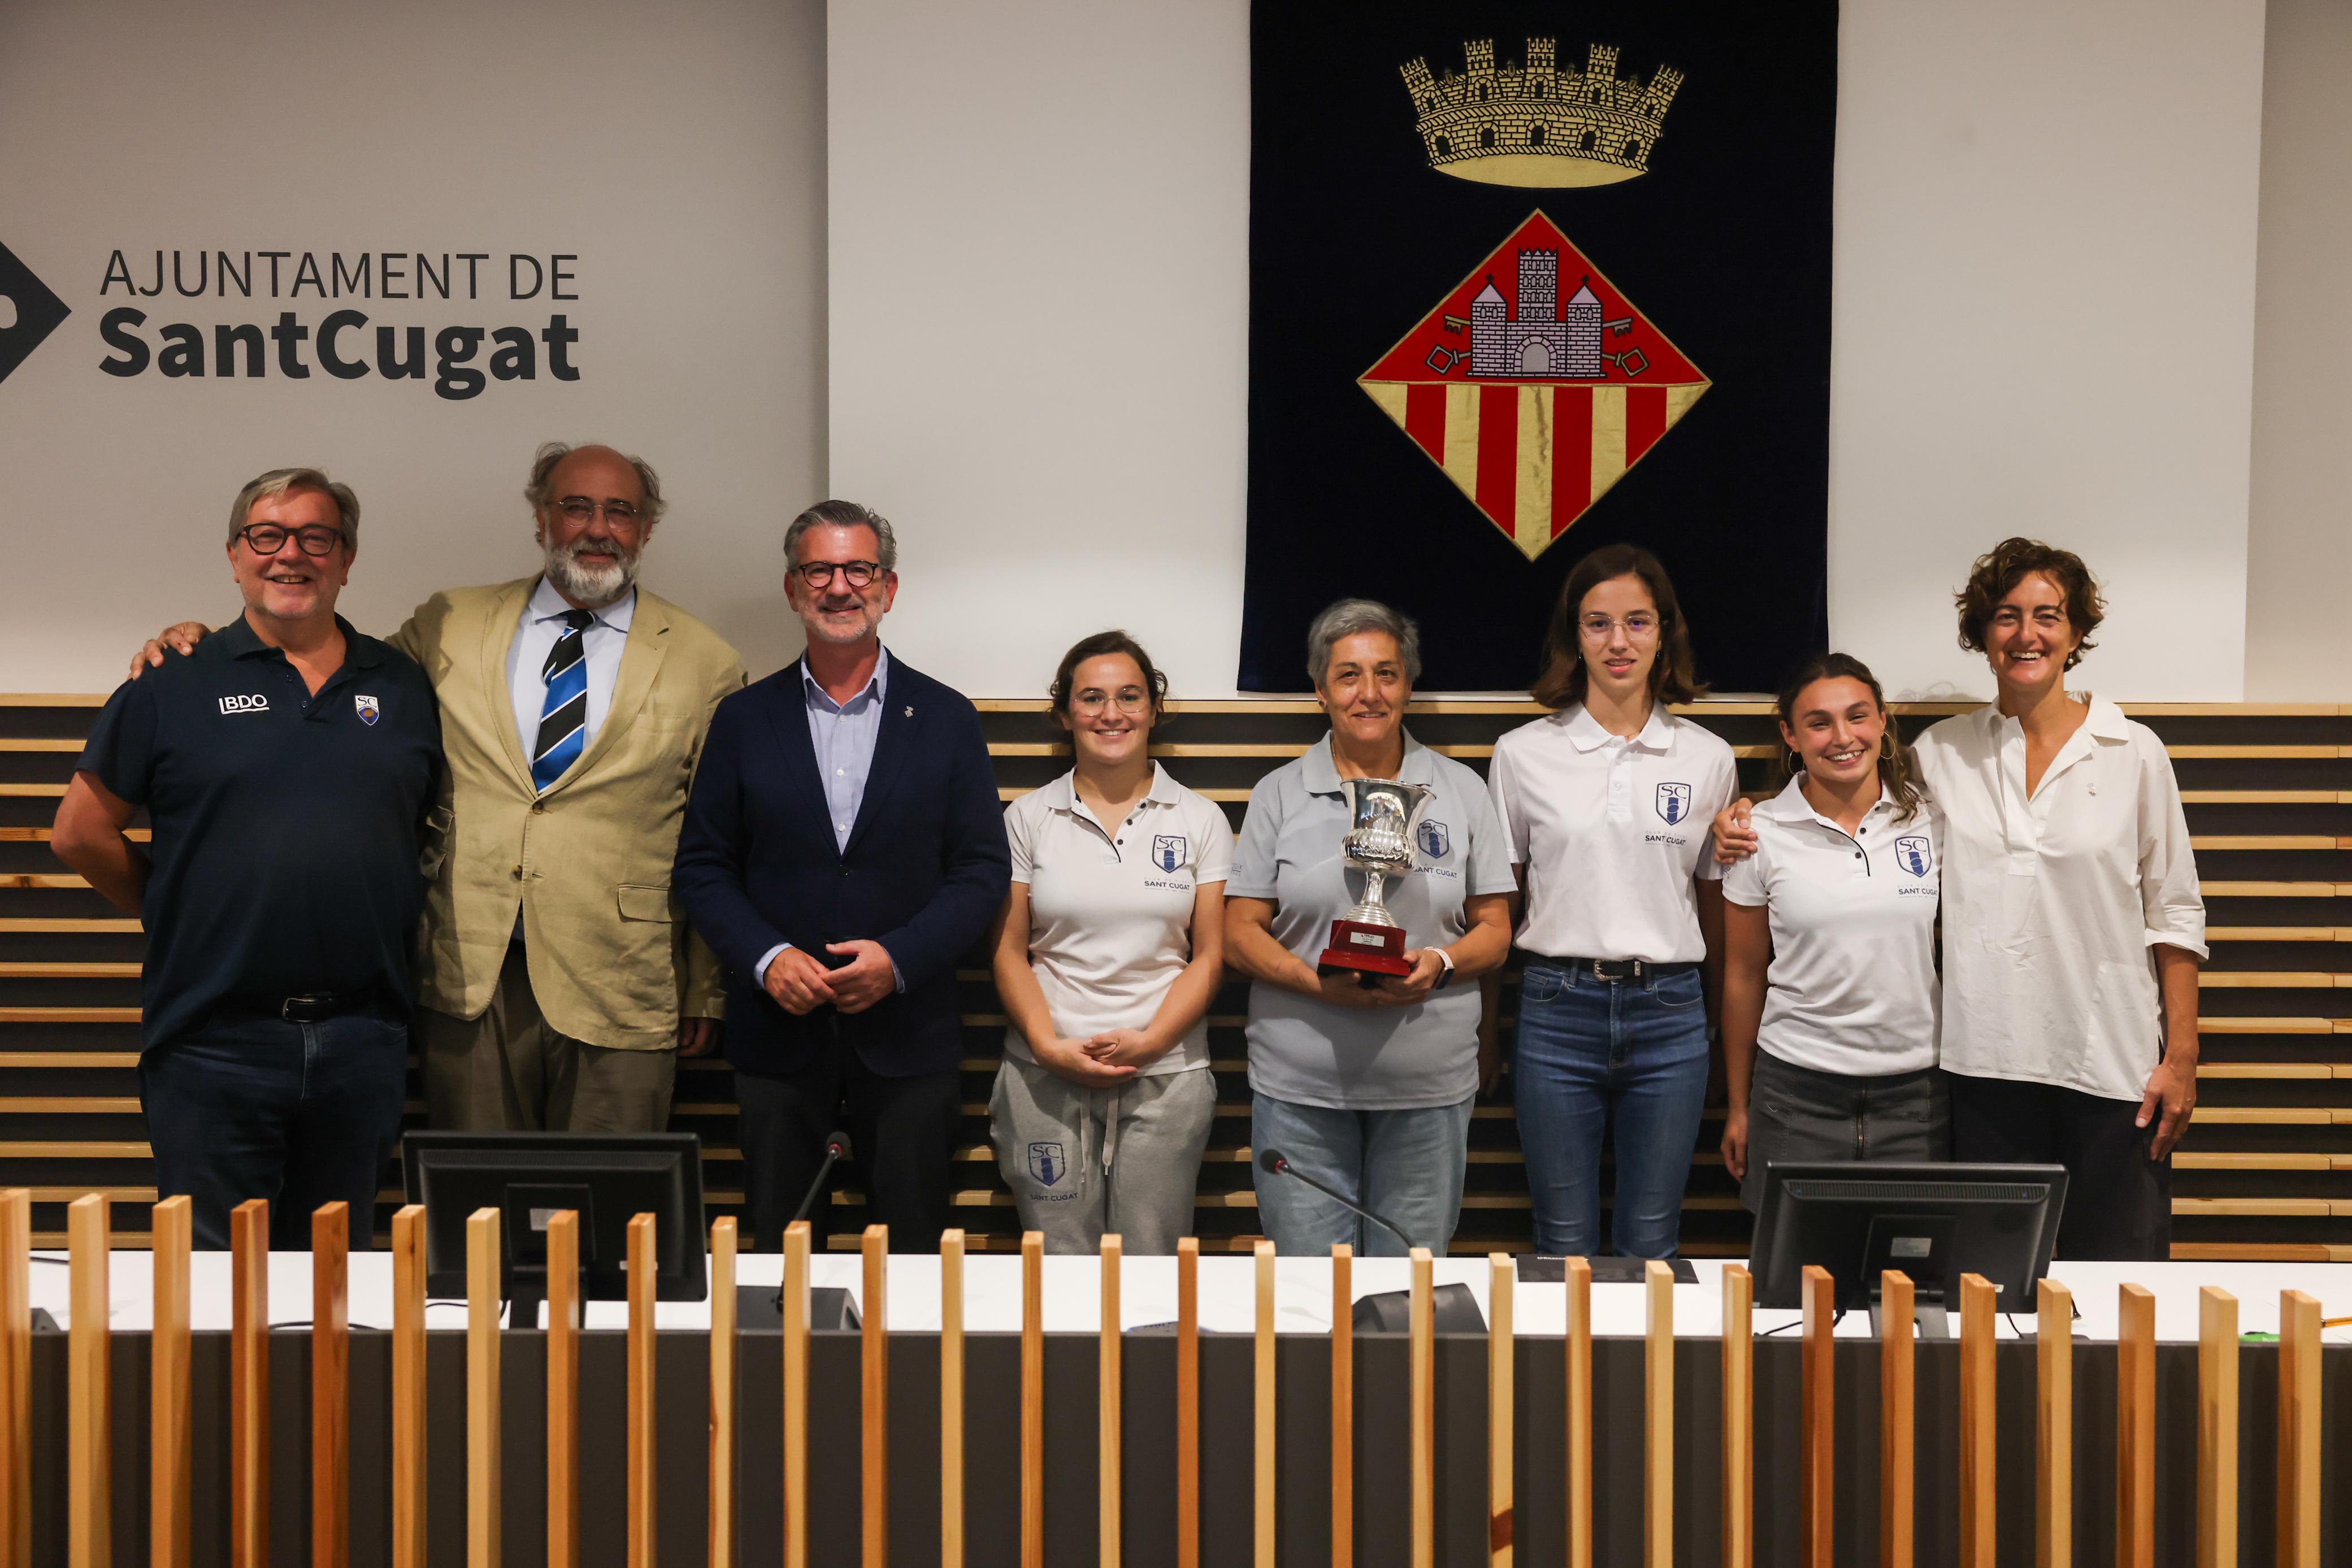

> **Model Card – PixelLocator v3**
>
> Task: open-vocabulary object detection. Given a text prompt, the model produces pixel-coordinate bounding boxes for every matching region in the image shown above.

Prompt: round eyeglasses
[793,559,884,589]
[235,524,345,557]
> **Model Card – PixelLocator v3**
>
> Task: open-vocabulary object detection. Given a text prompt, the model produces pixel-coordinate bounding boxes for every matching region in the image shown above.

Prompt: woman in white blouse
[1717,539,2204,1259]
[1720,653,1943,1210]
[987,631,1232,1253]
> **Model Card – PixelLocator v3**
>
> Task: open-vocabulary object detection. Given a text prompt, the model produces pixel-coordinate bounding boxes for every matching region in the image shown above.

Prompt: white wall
[830,0,2272,698]
[2242,0,2352,700]
[0,0,826,693]
[826,0,1252,698]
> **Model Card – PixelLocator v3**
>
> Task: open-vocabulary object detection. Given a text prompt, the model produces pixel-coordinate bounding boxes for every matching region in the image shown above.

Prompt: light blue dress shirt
[505,576,635,767]
[754,648,902,991]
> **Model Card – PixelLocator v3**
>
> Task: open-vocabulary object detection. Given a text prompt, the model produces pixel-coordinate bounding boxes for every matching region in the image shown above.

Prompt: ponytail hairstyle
[1773,651,1924,822]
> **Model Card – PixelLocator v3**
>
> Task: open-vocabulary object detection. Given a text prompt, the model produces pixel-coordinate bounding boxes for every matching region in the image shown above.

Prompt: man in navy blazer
[675,501,1009,1250]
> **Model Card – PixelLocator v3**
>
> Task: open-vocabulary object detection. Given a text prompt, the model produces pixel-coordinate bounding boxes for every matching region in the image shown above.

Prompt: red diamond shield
[1359,210,1709,559]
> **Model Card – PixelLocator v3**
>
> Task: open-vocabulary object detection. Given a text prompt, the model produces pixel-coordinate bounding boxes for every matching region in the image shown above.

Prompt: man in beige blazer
[136,441,745,1132]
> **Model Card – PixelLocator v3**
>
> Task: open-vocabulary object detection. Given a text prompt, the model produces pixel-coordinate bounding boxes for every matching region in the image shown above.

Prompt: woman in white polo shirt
[987,631,1234,1254]
[1719,653,1943,1209]
[1487,544,1738,1260]
[1713,540,2205,1260]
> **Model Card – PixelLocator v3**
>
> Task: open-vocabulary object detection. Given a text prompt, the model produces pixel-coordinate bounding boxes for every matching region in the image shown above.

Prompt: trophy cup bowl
[1317,776,1435,980]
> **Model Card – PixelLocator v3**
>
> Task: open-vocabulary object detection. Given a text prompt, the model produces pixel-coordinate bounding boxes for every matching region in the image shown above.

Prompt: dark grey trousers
[1739,1050,1949,1210]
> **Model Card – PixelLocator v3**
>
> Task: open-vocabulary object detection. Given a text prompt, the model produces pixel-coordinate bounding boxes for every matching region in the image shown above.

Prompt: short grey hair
[1307,597,1422,687]
[228,467,359,547]
[523,441,667,525]
[783,499,899,572]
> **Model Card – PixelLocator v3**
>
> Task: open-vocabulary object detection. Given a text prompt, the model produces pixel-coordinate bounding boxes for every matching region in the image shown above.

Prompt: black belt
[231,988,378,1024]
[1543,957,1700,983]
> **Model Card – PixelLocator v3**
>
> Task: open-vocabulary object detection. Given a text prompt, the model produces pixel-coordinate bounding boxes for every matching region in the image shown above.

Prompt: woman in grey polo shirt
[1223,600,1517,1256]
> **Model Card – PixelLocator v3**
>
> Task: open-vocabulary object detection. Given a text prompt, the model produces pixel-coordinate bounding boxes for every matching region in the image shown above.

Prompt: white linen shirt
[1913,697,2206,1103]
[1004,765,1235,1076]
[1720,777,1942,1076]
[504,575,635,767]
[1487,703,1739,963]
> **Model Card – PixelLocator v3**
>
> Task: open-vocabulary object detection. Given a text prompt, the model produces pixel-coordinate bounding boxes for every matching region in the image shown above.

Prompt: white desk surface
[25,1253,2352,1344]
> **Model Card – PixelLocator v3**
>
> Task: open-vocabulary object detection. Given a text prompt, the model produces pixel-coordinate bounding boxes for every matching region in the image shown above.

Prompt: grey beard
[544,539,639,606]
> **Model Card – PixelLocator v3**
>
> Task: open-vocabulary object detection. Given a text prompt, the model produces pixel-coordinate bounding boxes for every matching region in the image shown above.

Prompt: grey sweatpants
[988,1054,1216,1254]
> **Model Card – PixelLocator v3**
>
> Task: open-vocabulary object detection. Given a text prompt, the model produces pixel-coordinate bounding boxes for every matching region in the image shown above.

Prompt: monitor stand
[506,1283,544,1330]
[1869,1297,1951,1339]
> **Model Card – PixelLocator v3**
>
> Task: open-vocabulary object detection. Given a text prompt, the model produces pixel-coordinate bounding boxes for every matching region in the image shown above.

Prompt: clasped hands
[762,939,897,1015]
[1308,947,1448,1009]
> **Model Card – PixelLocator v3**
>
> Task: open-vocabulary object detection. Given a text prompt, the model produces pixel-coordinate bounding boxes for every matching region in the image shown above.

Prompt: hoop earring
[1879,731,1898,761]
[1785,746,1806,775]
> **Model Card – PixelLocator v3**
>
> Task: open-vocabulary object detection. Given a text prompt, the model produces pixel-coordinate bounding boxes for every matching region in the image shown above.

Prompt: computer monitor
[1751,1161,2068,1335]
[403,1130,707,1318]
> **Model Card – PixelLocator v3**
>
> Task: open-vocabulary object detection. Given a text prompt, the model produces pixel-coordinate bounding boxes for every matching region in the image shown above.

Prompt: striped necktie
[531,609,597,791]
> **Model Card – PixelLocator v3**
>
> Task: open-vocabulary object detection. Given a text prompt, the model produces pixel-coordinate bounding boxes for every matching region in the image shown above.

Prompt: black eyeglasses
[235,524,345,557]
[792,559,884,589]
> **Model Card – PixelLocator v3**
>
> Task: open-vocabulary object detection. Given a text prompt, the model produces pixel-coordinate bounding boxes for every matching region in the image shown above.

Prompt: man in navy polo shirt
[52,468,440,1249]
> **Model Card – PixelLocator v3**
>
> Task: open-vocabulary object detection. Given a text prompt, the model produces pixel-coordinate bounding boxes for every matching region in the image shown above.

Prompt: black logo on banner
[0,241,71,388]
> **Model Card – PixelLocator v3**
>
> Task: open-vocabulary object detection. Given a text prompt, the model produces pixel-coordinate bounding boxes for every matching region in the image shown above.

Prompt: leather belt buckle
[279,992,336,1023]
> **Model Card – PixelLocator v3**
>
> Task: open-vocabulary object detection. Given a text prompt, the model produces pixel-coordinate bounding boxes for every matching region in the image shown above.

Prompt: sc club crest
[1027,1141,1065,1188]
[354,694,380,726]
[1895,836,1932,877]
[1655,783,1691,826]
[1151,835,1187,873]
[1416,819,1451,859]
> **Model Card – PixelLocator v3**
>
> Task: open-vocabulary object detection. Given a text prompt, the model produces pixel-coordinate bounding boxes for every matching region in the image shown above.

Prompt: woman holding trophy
[1487,545,1739,1260]
[1224,600,1516,1255]
[987,631,1234,1253]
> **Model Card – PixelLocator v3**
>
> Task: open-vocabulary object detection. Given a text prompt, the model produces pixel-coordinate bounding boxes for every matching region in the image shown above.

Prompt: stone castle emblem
[1401,40,1681,189]
[1469,251,1604,379]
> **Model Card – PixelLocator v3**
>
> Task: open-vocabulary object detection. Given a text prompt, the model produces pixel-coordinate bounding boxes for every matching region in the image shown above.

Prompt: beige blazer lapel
[479,576,539,794]
[548,592,670,792]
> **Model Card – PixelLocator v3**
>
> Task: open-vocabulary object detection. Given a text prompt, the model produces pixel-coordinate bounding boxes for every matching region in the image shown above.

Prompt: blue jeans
[140,1008,409,1250]
[1512,961,1711,1259]
[1249,1091,1473,1256]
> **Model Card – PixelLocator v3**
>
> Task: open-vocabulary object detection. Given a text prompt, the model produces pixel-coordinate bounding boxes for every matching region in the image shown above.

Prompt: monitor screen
[1750,1161,2068,1314]
[403,1130,707,1303]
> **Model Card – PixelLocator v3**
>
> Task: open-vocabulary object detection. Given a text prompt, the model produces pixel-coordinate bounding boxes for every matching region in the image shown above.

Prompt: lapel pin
[904,705,914,718]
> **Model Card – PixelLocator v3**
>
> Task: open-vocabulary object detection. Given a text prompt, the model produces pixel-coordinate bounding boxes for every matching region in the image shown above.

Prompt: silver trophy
[1337,777,1434,927]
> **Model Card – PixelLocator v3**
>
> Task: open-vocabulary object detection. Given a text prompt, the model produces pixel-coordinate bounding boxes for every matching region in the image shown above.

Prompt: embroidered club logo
[1655,783,1692,826]
[1027,1141,1066,1188]
[1358,211,1709,558]
[1152,834,1186,873]
[1416,819,1451,859]
[354,694,380,727]
[1895,836,1932,877]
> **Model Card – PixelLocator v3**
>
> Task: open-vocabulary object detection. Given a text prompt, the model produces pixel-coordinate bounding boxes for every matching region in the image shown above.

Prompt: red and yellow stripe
[1361,379,1708,558]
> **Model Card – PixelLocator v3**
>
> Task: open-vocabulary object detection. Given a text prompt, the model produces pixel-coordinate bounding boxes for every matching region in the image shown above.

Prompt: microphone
[1257,1147,1414,1252]
[789,1130,853,1228]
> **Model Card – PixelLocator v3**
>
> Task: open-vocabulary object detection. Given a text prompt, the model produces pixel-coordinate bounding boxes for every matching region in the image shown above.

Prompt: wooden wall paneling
[1721,1263,1752,1568]
[231,1198,268,1568]
[311,1201,350,1568]
[2277,1289,2321,1568]
[782,1221,810,1568]
[1256,1238,1278,1568]
[66,1195,106,1568]
[941,1228,966,1568]
[1799,1264,1833,1568]
[2197,1287,2238,1568]
[149,1194,190,1568]
[545,1209,580,1568]
[2036,1278,2072,1568]
[1021,1231,1043,1568]
[390,1205,427,1568]
[466,1207,500,1568]
[1958,1274,1997,1568]
[0,1188,27,1568]
[1564,1256,1591,1568]
[1410,1248,1435,1568]
[1487,1254,1513,1568]
[1644,1259,1672,1568]
[1879,1269,1914,1568]
[1100,1234,1122,1568]
[708,1216,738,1568]
[1176,1236,1199,1568]
[1330,1244,1353,1568]
[2117,1284,2156,1568]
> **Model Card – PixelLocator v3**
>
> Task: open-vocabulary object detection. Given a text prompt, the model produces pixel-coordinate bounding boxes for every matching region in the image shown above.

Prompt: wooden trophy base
[1318,918,1411,979]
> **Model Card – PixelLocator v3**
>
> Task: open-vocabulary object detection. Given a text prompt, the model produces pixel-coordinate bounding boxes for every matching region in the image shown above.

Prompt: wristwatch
[1433,948,1456,989]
